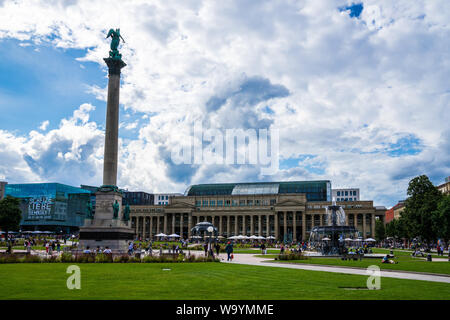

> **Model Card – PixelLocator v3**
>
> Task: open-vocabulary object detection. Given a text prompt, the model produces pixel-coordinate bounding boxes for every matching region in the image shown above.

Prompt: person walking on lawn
[225,241,234,261]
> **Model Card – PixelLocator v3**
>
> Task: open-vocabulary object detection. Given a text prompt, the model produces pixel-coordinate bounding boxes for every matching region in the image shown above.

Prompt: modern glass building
[185,181,331,201]
[4,183,91,233]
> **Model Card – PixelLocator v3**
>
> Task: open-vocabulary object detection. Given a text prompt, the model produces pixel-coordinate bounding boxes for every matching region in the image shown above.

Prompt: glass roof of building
[231,183,279,195]
[185,180,331,201]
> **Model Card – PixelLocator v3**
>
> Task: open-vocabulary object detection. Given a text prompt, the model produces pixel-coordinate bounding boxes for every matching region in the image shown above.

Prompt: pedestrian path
[222,253,450,284]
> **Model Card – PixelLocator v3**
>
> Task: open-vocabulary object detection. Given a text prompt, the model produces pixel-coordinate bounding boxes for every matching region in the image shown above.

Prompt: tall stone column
[266,214,270,237]
[283,212,287,240]
[188,213,192,239]
[180,214,184,238]
[302,212,306,242]
[250,215,254,235]
[275,212,279,240]
[293,212,297,242]
[157,216,160,234]
[149,216,153,239]
[371,214,376,237]
[163,215,168,234]
[243,215,246,236]
[363,213,367,238]
[172,214,176,234]
[227,216,231,237]
[219,216,223,236]
[102,58,126,187]
[142,217,146,239]
[234,215,238,235]
[258,215,262,236]
[79,49,133,252]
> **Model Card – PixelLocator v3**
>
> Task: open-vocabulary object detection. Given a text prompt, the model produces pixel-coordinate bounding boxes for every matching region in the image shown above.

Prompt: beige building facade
[130,184,384,242]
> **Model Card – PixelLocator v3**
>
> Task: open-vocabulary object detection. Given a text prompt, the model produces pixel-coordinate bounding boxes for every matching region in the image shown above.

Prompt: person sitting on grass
[381,255,397,264]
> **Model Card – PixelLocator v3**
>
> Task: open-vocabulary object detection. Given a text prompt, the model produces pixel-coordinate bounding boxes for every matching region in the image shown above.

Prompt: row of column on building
[131,212,376,241]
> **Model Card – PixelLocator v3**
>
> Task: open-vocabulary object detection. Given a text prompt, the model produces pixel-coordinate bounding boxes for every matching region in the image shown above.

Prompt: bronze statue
[86,201,94,219]
[112,200,120,219]
[106,28,125,60]
[122,203,130,222]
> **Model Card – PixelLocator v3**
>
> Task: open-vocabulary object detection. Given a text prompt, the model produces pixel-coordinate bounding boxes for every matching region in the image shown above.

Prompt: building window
[202,200,208,207]
[239,200,246,206]
[345,191,348,196]
[195,200,201,207]
[270,199,276,205]
[225,200,231,206]
[232,200,237,206]
[247,200,253,206]
[337,191,341,196]
[210,200,216,207]
[218,200,223,206]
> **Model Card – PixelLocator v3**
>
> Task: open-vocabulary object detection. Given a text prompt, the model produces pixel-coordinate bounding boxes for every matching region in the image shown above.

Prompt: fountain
[308,199,360,255]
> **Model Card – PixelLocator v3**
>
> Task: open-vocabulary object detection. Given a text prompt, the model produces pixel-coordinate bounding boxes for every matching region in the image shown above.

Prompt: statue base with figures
[78,189,134,253]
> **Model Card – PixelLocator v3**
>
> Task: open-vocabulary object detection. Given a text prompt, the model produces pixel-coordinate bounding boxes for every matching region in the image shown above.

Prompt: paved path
[220,253,450,284]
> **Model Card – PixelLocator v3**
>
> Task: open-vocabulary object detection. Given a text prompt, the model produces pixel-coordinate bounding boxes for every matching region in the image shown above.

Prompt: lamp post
[207,226,214,257]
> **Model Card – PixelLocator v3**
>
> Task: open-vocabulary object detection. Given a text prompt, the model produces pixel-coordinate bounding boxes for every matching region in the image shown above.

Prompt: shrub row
[0,253,220,264]
[275,253,308,261]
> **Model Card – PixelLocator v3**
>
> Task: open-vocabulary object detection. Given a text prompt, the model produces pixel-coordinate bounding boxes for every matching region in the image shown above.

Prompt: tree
[0,196,22,242]
[375,219,385,241]
[432,195,450,242]
[402,175,443,243]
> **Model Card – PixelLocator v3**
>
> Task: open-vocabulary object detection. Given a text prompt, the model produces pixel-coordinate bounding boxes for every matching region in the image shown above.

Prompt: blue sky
[0,0,449,208]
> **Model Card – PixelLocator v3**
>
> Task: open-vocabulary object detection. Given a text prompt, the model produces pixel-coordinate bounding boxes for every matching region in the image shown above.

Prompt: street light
[207,226,214,257]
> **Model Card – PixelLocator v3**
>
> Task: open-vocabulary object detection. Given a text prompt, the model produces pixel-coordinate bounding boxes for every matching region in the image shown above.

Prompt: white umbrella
[322,237,331,241]
[228,236,237,239]
[155,233,167,237]
[168,234,180,238]
[249,235,258,239]
[344,238,353,241]
[236,235,245,239]
[257,236,266,240]
[266,236,275,239]
[364,238,376,242]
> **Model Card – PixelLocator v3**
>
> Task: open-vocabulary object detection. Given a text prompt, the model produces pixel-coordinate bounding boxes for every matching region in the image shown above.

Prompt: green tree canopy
[0,196,22,241]
[432,195,450,242]
[402,175,443,242]
[375,219,385,241]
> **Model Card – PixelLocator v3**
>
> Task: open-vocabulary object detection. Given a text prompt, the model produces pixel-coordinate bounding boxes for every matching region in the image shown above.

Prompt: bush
[276,252,308,261]
[21,254,42,263]
[0,254,20,263]
[60,252,74,263]
[95,253,113,263]
[43,255,59,263]
[114,254,130,263]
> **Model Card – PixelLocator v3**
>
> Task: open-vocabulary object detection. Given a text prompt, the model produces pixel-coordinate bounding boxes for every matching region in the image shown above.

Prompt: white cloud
[0,0,449,206]
[39,120,49,131]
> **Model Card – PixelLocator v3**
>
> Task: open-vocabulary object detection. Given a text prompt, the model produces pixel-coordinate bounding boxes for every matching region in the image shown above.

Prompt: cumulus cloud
[0,0,449,206]
[39,120,49,131]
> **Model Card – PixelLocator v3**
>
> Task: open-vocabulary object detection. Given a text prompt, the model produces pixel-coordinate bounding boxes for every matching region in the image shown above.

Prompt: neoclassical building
[130,181,385,242]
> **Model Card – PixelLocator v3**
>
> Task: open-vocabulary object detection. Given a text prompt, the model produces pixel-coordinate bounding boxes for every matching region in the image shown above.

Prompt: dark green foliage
[432,195,450,241]
[0,196,22,241]
[402,175,443,242]
[276,253,308,261]
[375,219,385,241]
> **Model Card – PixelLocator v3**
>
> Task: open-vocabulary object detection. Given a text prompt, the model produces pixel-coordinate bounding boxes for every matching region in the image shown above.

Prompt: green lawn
[0,263,449,300]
